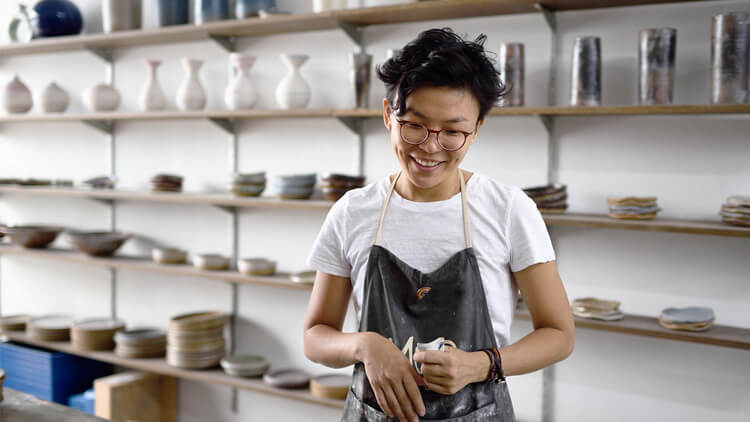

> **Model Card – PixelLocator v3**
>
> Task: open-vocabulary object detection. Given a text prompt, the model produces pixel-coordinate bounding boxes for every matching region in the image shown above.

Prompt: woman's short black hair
[377,28,506,123]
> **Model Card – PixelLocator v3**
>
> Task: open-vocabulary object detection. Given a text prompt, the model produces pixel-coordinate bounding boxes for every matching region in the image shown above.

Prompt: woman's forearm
[499,326,574,377]
[304,324,371,368]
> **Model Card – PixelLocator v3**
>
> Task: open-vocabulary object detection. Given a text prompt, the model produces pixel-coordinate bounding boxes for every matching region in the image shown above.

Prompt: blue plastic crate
[0,341,113,404]
[69,388,96,415]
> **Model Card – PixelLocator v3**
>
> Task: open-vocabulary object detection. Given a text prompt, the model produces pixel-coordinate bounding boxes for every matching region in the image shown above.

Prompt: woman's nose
[418,131,443,153]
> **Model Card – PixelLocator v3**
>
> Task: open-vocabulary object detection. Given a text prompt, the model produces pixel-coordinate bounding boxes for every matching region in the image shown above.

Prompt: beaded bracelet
[480,347,506,384]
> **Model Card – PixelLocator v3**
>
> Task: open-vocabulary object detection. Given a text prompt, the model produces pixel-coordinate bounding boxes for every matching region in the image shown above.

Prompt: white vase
[3,75,33,114]
[140,59,166,111]
[177,58,206,111]
[83,83,121,112]
[40,82,70,113]
[224,53,257,110]
[275,54,310,109]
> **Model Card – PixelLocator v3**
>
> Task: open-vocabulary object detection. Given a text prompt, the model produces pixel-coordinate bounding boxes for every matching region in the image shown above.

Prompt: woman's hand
[360,332,426,422]
[413,346,490,395]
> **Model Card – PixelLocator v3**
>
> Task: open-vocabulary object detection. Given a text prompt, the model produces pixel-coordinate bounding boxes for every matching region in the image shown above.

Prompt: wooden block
[94,372,177,422]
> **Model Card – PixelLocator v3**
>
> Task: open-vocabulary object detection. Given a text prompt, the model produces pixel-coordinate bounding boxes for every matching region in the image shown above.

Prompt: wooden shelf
[0,0,711,58]
[543,213,750,238]
[515,309,750,350]
[492,104,750,116]
[0,332,344,410]
[0,246,314,292]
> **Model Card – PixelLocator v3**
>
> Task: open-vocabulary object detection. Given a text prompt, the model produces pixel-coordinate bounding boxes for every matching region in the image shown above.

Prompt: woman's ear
[382,98,391,131]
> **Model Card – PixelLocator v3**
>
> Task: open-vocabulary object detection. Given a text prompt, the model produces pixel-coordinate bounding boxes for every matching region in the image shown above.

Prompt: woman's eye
[444,130,461,135]
[406,123,423,129]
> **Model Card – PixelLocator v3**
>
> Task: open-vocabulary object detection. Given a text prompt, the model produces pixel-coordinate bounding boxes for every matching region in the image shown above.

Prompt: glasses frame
[393,117,476,152]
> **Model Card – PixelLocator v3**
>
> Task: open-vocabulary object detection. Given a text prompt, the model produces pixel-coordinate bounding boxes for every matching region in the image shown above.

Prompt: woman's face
[383,86,483,199]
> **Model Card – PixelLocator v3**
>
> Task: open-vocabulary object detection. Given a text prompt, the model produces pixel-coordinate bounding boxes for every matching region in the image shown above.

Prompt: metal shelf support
[82,120,114,135]
[209,35,237,53]
[210,118,235,135]
[337,21,363,49]
[337,117,365,175]
[85,46,113,64]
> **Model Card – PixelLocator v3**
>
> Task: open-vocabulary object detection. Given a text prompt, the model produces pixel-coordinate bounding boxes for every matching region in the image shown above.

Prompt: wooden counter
[0,388,107,422]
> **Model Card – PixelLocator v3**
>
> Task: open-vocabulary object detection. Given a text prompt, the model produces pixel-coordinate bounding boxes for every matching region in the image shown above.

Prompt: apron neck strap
[375,170,472,248]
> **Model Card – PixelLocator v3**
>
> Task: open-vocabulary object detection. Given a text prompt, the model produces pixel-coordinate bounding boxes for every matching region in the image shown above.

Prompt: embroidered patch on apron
[416,286,432,300]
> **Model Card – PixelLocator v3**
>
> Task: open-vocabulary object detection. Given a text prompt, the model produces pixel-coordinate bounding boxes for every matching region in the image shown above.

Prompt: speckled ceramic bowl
[0,225,64,248]
[65,230,131,256]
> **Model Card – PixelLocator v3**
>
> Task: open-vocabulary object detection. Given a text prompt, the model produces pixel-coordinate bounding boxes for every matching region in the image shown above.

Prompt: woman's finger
[372,384,393,418]
[403,372,426,417]
[384,384,408,422]
[392,380,419,422]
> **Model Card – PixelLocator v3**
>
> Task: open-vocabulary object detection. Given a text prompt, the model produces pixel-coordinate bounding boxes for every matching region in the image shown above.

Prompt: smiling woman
[303,28,574,422]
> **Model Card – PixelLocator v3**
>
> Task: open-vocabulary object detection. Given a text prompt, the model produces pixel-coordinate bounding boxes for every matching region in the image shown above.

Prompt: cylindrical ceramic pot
[276,54,311,109]
[40,82,70,113]
[3,76,33,114]
[103,0,142,33]
[638,28,676,105]
[498,42,524,107]
[177,58,207,111]
[225,53,257,110]
[154,0,189,26]
[33,0,83,37]
[140,60,166,111]
[711,12,750,104]
[83,83,121,112]
[235,0,276,18]
[570,36,601,106]
[351,53,372,109]
[195,0,230,24]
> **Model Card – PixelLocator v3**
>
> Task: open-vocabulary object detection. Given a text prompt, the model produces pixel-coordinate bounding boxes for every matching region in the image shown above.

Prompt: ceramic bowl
[321,173,365,189]
[321,186,350,201]
[275,174,316,187]
[0,225,64,248]
[660,306,715,324]
[230,183,265,197]
[221,355,270,377]
[232,171,266,185]
[291,270,316,285]
[263,368,311,389]
[275,185,314,200]
[82,175,117,189]
[152,247,188,264]
[65,230,131,256]
[238,258,276,276]
[192,254,230,271]
[522,184,566,197]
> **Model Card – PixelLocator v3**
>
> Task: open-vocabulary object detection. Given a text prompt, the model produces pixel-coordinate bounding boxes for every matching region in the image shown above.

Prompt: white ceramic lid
[660,306,714,324]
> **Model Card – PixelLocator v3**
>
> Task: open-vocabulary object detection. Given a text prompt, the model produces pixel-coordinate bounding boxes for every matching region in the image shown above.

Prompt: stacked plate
[71,318,126,351]
[658,306,714,332]
[230,172,266,197]
[263,368,311,389]
[571,297,624,321]
[114,328,167,358]
[220,355,270,377]
[719,195,750,227]
[82,175,116,189]
[274,174,316,200]
[0,314,30,332]
[310,374,352,400]
[238,258,276,276]
[27,315,74,341]
[291,270,316,285]
[320,174,365,201]
[167,311,228,369]
[607,196,660,220]
[151,174,183,193]
[522,184,567,213]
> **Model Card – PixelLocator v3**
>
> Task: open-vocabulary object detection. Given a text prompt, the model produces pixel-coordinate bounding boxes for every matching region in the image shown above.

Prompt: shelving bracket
[538,115,554,135]
[209,35,237,53]
[91,198,115,206]
[209,118,235,134]
[215,205,237,214]
[337,21,363,48]
[82,120,114,135]
[336,116,363,136]
[534,4,557,32]
[85,46,114,63]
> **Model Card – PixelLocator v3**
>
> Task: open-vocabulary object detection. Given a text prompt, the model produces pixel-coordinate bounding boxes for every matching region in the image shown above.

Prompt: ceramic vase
[3,75,33,114]
[275,54,310,109]
[498,42,524,107]
[638,28,676,105]
[350,53,372,109]
[177,58,207,111]
[140,59,166,111]
[570,36,601,106]
[711,12,750,104]
[235,0,276,18]
[102,0,142,33]
[34,0,83,37]
[225,53,257,110]
[40,82,70,113]
[194,0,230,24]
[83,83,121,112]
[154,0,189,27]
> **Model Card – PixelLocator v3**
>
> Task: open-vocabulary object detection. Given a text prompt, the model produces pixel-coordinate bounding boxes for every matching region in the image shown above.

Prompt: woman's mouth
[411,156,443,171]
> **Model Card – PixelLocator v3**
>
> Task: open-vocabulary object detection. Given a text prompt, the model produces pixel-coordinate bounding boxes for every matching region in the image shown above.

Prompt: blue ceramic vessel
[195,0,230,24]
[33,0,83,37]
[154,0,189,27]
[235,0,277,18]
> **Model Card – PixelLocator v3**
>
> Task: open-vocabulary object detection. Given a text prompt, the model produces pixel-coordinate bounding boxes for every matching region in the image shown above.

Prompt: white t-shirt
[306,173,555,347]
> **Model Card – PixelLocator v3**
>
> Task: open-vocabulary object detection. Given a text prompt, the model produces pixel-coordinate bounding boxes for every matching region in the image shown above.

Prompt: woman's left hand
[413,346,489,395]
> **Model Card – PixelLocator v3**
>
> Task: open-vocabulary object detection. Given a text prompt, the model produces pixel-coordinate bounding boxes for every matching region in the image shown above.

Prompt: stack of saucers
[220,355,270,377]
[150,174,183,193]
[522,184,567,213]
[167,311,228,369]
[27,315,74,341]
[71,318,125,351]
[607,197,660,220]
[320,174,365,201]
[658,306,714,332]
[274,174,316,200]
[230,172,266,197]
[114,328,167,358]
[0,314,30,332]
[82,175,116,189]
[719,196,750,227]
[571,297,624,321]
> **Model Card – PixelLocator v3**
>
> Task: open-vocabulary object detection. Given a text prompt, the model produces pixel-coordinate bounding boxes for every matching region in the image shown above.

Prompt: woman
[304,28,574,422]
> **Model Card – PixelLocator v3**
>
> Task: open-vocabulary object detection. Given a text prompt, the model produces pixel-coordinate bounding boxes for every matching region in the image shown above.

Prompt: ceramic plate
[263,368,310,389]
[30,315,74,329]
[660,306,714,324]
[74,318,125,331]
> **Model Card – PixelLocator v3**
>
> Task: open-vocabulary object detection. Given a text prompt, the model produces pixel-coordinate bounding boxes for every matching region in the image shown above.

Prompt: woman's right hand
[360,332,426,422]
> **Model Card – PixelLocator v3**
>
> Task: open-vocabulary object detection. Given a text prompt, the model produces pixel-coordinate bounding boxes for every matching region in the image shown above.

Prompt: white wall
[1,0,749,421]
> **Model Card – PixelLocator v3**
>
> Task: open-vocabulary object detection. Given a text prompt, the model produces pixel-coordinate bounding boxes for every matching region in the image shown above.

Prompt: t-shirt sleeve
[507,188,556,272]
[306,197,352,278]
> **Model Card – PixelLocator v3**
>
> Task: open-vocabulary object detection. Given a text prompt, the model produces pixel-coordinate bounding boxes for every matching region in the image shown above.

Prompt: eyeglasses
[394,118,476,152]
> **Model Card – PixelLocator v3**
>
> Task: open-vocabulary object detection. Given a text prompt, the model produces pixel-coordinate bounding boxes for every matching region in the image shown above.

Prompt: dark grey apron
[342,170,516,421]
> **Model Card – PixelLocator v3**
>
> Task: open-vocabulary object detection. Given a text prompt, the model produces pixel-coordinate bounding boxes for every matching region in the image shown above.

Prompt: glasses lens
[438,130,466,150]
[401,122,428,144]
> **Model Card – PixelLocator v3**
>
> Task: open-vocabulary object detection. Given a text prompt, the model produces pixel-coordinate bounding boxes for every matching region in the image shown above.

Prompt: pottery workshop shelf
[0,245,313,292]
[543,213,750,238]
[0,332,344,410]
[515,309,750,350]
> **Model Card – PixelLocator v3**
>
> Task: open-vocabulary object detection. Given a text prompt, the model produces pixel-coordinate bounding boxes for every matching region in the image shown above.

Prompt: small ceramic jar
[40,82,70,113]
[83,83,121,112]
[153,247,188,265]
[3,75,33,114]
[192,253,230,271]
[238,258,276,275]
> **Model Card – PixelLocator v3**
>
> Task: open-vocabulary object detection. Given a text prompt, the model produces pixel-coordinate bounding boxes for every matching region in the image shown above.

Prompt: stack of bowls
[27,315,74,341]
[192,253,230,271]
[114,328,167,358]
[167,311,228,369]
[0,225,63,248]
[274,174,316,200]
[658,306,714,332]
[320,174,365,201]
[65,230,131,256]
[152,247,188,265]
[310,374,353,400]
[291,270,316,285]
[607,196,660,220]
[522,184,568,213]
[570,297,624,321]
[220,355,270,377]
[230,172,266,197]
[719,195,750,227]
[82,175,116,189]
[0,315,30,332]
[238,258,276,276]
[151,174,183,192]
[71,318,125,351]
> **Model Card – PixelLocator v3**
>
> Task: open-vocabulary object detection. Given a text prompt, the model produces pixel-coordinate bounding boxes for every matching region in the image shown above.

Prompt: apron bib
[341,170,516,421]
